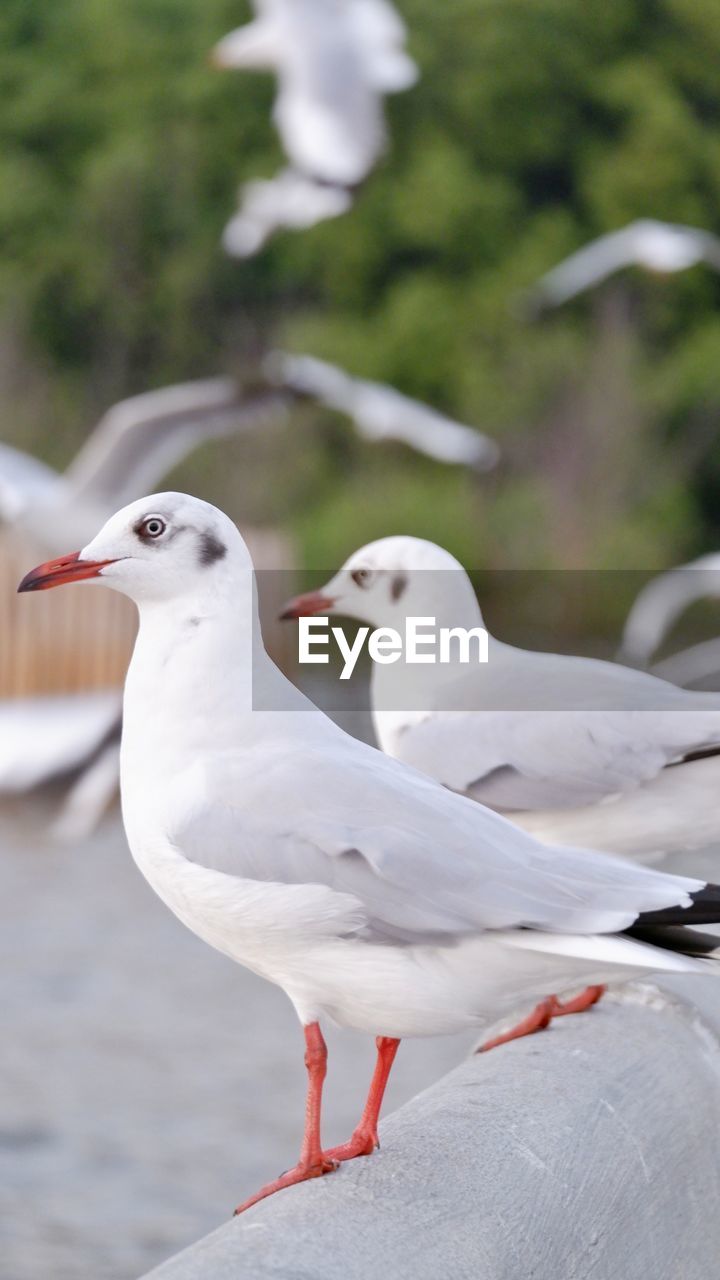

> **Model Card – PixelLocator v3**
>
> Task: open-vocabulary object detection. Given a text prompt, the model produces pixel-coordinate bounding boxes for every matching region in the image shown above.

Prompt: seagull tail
[633,881,720,928]
[623,923,720,961]
[624,882,720,962]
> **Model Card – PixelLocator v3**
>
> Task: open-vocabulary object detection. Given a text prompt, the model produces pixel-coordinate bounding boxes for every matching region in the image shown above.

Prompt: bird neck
[122,572,282,762]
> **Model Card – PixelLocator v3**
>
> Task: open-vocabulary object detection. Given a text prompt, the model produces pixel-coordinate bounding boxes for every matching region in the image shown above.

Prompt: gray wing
[63,380,284,510]
[619,556,720,666]
[653,638,720,688]
[527,227,639,309]
[384,648,720,809]
[269,353,499,469]
[167,733,702,942]
[0,443,58,520]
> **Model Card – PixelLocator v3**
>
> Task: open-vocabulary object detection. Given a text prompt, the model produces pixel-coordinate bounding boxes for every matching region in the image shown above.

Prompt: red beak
[17,551,117,593]
[279,590,336,620]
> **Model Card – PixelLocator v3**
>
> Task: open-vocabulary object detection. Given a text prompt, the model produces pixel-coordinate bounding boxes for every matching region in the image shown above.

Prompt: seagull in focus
[268,352,500,469]
[212,0,417,253]
[524,219,720,313]
[18,492,720,1212]
[281,535,720,863]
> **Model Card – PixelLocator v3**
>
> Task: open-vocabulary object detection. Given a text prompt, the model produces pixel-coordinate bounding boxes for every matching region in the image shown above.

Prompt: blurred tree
[1,0,719,590]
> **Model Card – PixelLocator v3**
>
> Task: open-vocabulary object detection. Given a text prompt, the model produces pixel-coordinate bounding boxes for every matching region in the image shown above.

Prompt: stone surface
[142,977,720,1280]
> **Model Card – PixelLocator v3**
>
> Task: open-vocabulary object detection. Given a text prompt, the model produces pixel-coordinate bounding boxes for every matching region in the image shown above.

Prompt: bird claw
[477,997,555,1052]
[233,1155,339,1215]
[321,1126,379,1163]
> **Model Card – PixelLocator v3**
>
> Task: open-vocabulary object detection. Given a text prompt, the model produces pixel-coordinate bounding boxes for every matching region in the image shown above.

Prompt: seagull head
[280,535,482,629]
[17,492,249,605]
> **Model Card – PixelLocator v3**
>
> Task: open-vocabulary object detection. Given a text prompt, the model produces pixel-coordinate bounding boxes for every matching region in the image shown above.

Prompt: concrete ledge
[142,976,720,1280]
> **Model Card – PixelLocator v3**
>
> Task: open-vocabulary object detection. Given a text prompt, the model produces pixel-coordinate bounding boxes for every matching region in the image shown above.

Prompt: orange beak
[279,590,336,621]
[17,551,118,593]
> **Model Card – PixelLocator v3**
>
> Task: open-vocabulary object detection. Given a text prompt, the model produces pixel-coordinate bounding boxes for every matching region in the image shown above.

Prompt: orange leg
[478,997,554,1053]
[549,984,606,1017]
[234,1023,337,1215]
[478,984,606,1053]
[323,1036,401,1163]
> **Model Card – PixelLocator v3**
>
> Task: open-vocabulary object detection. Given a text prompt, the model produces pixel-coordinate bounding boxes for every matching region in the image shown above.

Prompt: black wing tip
[636,882,720,929]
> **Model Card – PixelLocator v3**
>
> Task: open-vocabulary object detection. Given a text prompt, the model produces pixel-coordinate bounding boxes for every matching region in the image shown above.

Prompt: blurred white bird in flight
[525,218,720,312]
[212,0,417,255]
[282,535,720,863]
[18,493,720,1211]
[0,379,277,551]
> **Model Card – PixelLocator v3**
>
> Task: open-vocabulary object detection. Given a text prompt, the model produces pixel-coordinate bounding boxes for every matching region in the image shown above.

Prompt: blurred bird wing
[63,380,277,511]
[0,692,120,792]
[211,12,284,70]
[167,731,702,941]
[531,226,641,307]
[652,637,720,688]
[223,170,352,257]
[0,443,58,519]
[620,555,720,666]
[346,0,418,91]
[270,353,499,468]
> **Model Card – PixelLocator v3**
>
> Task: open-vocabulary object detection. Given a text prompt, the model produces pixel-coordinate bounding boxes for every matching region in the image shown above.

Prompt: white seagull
[212,0,417,253]
[524,218,720,312]
[281,536,720,863]
[18,494,720,1212]
[267,352,500,469]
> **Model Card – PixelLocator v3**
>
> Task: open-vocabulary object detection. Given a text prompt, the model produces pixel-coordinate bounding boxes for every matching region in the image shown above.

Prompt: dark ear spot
[198,531,227,567]
[391,573,408,602]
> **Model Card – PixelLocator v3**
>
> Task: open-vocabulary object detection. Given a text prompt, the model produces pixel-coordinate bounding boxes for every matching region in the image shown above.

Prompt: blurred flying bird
[524,219,720,313]
[282,535,720,864]
[268,352,500,469]
[619,554,720,669]
[212,0,417,253]
[0,378,281,551]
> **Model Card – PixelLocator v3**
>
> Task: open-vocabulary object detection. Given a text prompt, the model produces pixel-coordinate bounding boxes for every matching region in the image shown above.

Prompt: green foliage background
[2,0,720,578]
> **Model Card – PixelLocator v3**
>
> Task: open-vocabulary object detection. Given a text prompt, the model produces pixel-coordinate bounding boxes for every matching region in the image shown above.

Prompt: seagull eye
[351,568,372,588]
[139,516,166,540]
